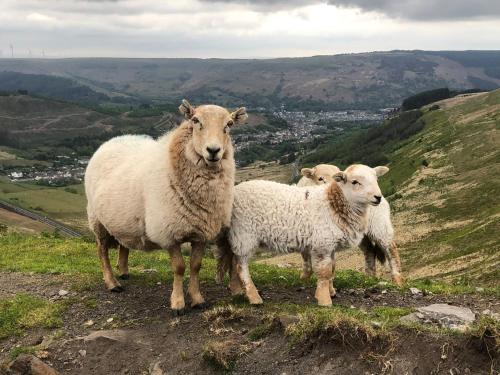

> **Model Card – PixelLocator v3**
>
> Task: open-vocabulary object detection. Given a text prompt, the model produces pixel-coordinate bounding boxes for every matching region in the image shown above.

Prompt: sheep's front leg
[312,253,333,306]
[116,244,130,280]
[229,253,244,295]
[188,241,207,308]
[388,241,403,286]
[236,255,263,305]
[168,244,186,314]
[97,240,123,292]
[300,252,313,280]
[329,251,336,297]
[360,236,376,277]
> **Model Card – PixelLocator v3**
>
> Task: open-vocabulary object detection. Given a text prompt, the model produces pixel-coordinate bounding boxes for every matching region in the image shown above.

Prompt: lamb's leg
[97,240,123,292]
[229,253,244,295]
[388,241,403,286]
[188,241,207,308]
[360,236,376,277]
[117,245,130,280]
[312,253,333,306]
[236,255,263,305]
[300,252,313,280]
[168,244,186,314]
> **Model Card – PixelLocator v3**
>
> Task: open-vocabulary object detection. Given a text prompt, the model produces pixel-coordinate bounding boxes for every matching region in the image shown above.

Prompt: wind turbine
[9,44,13,58]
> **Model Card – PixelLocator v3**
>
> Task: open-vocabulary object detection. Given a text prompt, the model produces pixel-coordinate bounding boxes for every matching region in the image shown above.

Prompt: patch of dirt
[0,272,498,374]
[0,208,54,234]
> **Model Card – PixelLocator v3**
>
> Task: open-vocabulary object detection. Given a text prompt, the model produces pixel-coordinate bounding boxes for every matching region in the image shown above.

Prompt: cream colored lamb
[297,164,340,187]
[85,99,247,314]
[298,164,403,286]
[218,164,387,306]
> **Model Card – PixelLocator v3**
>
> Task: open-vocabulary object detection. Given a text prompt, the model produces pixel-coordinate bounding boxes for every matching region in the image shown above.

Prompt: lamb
[297,164,403,286]
[85,99,247,314]
[297,164,340,187]
[217,164,387,306]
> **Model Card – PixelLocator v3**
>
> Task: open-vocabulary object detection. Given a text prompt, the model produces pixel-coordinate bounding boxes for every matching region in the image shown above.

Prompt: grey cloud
[328,0,500,20]
[202,0,500,20]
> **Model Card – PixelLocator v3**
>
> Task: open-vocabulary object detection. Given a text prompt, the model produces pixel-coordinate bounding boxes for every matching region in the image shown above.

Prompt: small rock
[149,361,164,375]
[381,289,388,294]
[58,290,69,297]
[416,312,425,319]
[156,282,162,286]
[475,287,484,292]
[78,350,86,357]
[409,287,422,295]
[7,354,59,375]
[106,317,114,323]
[141,268,157,273]
[401,304,476,331]
[277,314,300,329]
[350,305,356,309]
[83,320,95,326]
[371,321,382,328]
[277,262,292,268]
[83,329,128,343]
[35,350,50,359]
[377,281,388,287]
[348,289,356,295]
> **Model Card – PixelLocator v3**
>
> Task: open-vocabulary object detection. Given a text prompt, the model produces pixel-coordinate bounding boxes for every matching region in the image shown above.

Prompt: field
[0,233,498,374]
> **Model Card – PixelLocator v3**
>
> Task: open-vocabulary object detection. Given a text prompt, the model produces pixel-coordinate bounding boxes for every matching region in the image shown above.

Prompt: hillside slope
[384,90,499,285]
[1,50,499,109]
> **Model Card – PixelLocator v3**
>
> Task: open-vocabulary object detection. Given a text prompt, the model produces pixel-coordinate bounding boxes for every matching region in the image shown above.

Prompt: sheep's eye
[352,180,360,185]
[227,120,234,127]
[192,117,199,124]
[318,177,324,182]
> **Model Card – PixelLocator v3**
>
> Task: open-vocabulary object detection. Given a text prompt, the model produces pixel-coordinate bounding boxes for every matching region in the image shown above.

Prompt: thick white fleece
[228,180,366,259]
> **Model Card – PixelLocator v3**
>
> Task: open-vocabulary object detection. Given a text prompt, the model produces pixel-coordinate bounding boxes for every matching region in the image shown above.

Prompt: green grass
[381,90,500,284]
[0,294,66,339]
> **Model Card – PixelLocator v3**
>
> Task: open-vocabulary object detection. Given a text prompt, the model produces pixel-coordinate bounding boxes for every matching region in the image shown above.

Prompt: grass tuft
[0,294,66,339]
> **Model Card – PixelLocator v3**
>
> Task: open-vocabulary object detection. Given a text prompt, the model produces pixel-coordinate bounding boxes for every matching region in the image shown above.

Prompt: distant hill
[382,90,500,284]
[0,50,499,110]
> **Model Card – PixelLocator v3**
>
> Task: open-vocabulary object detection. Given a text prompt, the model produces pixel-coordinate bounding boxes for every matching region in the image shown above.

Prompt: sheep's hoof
[110,285,124,293]
[192,301,210,310]
[119,274,130,280]
[171,308,185,317]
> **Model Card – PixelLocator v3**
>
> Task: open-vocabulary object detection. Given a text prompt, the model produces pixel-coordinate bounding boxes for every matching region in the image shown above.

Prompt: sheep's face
[334,164,388,207]
[301,164,341,185]
[179,100,247,167]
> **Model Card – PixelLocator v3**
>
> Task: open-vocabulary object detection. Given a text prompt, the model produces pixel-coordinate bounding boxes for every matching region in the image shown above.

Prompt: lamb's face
[301,164,341,185]
[179,100,247,167]
[334,164,388,207]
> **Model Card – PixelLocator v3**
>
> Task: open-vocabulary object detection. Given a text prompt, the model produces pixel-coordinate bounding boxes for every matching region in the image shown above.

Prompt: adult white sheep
[218,164,387,306]
[298,164,403,286]
[85,99,247,314]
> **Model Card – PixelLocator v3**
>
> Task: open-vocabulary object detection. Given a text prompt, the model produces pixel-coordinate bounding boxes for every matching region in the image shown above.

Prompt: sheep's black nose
[206,147,221,155]
[374,195,382,203]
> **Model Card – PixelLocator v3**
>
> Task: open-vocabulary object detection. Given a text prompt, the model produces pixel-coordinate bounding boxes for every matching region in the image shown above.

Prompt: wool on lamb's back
[230,180,345,254]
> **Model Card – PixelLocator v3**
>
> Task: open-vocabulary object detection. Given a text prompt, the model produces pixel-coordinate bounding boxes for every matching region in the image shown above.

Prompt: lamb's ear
[374,166,389,177]
[333,171,347,183]
[301,167,315,178]
[179,99,195,119]
[230,107,248,124]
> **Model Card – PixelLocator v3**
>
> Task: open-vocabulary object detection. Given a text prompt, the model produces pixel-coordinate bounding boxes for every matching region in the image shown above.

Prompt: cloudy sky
[0,0,499,58]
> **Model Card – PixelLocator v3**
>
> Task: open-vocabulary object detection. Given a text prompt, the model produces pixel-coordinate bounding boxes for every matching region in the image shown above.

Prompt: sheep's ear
[230,107,248,124]
[301,168,315,178]
[374,166,389,177]
[333,171,347,183]
[179,99,195,119]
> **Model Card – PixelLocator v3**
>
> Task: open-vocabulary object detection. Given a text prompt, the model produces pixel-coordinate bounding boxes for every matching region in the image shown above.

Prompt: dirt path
[0,272,498,374]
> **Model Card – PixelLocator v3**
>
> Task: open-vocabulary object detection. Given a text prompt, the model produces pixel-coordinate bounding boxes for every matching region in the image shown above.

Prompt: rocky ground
[0,271,498,375]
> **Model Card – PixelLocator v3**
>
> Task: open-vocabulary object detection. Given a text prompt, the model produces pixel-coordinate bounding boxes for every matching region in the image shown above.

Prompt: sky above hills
[1,0,499,58]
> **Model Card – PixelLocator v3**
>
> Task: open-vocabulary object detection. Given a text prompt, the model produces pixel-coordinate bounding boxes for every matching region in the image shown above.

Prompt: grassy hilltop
[384,91,500,285]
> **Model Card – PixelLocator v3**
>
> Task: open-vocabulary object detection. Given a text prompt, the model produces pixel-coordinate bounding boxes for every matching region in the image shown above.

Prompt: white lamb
[85,99,247,314]
[218,164,388,306]
[298,164,403,286]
